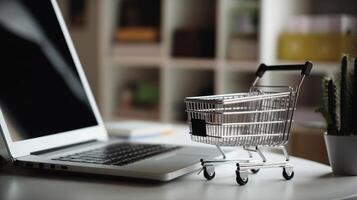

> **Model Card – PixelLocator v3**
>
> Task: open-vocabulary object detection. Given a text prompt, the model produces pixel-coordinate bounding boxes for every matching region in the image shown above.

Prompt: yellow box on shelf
[278,33,357,62]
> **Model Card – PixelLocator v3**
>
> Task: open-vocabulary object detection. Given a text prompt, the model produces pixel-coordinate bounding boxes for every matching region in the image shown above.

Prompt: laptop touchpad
[126,154,200,173]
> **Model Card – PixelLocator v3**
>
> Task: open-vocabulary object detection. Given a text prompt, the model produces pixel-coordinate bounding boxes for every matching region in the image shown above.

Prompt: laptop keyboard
[52,143,180,166]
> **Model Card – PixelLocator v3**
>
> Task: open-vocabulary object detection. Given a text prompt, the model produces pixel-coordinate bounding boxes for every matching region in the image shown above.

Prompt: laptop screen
[0,0,98,141]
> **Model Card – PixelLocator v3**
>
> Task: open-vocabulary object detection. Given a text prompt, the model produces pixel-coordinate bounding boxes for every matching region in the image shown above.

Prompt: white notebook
[105,120,173,139]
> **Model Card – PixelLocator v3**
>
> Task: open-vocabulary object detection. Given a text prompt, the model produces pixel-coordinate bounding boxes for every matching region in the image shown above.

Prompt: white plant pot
[324,133,357,175]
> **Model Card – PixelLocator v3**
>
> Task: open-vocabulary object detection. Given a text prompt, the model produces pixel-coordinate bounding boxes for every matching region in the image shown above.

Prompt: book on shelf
[115,27,159,43]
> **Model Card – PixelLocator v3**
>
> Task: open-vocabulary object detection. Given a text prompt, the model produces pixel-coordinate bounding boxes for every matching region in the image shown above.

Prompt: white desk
[1,125,357,200]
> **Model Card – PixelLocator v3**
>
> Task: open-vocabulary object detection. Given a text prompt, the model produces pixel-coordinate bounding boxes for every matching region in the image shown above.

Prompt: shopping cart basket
[185,61,313,185]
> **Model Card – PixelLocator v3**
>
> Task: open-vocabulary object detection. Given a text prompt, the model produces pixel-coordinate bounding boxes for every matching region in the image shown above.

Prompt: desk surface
[1,125,357,200]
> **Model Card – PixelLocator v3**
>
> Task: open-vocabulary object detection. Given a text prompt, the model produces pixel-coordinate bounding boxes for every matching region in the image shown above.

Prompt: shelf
[170,0,217,58]
[111,43,162,56]
[225,0,259,61]
[170,58,216,70]
[168,68,215,121]
[107,67,161,121]
[223,71,256,93]
[225,60,259,72]
[96,0,353,122]
[106,55,163,67]
[115,0,162,43]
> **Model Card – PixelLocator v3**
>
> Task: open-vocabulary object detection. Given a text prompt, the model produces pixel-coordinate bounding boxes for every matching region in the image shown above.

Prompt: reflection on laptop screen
[0,0,98,141]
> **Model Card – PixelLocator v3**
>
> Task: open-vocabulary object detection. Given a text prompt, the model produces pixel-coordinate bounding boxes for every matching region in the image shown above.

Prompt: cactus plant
[352,58,357,133]
[318,55,357,136]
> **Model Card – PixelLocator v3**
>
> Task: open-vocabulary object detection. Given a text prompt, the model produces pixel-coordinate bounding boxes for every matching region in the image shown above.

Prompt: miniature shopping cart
[185,62,313,185]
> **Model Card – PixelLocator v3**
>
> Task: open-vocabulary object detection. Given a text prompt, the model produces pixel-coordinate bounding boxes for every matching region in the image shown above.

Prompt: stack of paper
[105,120,172,139]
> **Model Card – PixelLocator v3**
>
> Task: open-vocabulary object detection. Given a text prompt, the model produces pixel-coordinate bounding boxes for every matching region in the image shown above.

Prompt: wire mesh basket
[186,86,295,147]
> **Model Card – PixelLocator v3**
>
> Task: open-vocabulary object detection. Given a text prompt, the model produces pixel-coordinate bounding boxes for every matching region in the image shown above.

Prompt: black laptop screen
[0,0,98,141]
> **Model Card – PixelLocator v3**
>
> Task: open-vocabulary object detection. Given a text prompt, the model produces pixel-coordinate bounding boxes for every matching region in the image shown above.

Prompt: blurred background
[57,0,357,164]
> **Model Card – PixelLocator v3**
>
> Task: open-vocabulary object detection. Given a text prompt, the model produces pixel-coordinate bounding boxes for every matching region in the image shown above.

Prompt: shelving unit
[97,0,355,123]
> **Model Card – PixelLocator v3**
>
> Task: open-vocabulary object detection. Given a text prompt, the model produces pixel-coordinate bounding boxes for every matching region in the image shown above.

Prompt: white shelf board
[169,58,216,70]
[105,55,163,67]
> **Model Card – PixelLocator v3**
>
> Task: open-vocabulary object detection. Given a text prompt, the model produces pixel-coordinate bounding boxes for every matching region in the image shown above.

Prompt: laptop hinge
[30,140,98,155]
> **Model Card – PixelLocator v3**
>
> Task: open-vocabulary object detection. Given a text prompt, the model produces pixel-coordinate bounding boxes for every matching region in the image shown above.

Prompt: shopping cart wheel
[235,170,248,185]
[203,167,215,180]
[250,169,260,174]
[282,167,294,180]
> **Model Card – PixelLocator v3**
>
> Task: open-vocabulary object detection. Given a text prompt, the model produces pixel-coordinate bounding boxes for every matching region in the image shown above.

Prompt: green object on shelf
[134,82,159,106]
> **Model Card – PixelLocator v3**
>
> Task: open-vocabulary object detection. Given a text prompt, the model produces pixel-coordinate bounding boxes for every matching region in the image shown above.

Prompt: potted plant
[317,55,357,175]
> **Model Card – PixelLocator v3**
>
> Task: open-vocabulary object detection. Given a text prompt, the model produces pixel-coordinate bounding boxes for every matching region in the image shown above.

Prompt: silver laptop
[0,0,219,181]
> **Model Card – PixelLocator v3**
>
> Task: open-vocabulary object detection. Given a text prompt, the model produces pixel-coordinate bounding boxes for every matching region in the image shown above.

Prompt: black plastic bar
[256,61,313,78]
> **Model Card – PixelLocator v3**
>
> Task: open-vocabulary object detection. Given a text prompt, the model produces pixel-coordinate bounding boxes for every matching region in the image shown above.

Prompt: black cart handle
[255,61,313,78]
